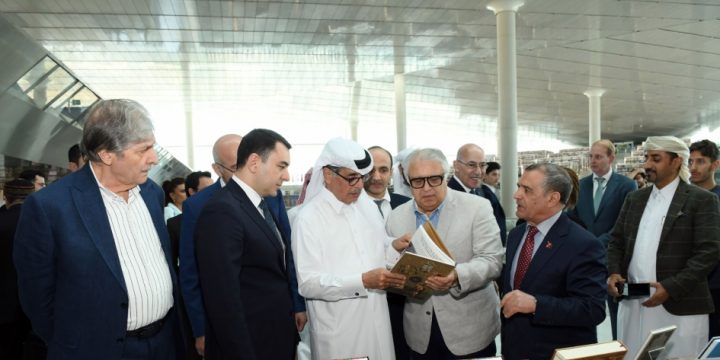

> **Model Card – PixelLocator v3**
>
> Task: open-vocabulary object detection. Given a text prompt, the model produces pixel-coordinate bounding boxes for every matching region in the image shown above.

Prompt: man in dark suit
[362,145,411,359]
[195,129,297,359]
[448,143,507,245]
[179,134,305,358]
[14,99,179,360]
[0,179,34,359]
[608,136,720,359]
[501,163,607,360]
[570,139,636,339]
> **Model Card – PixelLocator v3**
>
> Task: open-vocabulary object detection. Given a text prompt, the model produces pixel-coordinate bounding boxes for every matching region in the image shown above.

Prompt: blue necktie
[594,177,605,214]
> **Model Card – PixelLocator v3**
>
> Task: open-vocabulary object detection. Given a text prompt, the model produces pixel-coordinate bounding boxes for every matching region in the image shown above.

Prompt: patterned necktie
[594,177,605,214]
[374,199,384,217]
[514,225,539,290]
[259,200,286,256]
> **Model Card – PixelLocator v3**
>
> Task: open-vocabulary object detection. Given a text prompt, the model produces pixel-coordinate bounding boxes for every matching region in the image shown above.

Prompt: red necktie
[514,225,539,290]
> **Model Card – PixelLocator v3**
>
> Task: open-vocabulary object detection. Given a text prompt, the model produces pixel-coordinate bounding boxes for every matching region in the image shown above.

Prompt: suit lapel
[579,177,594,218]
[596,174,617,217]
[227,181,285,255]
[520,214,570,289]
[72,166,127,293]
[659,182,689,244]
[139,182,174,271]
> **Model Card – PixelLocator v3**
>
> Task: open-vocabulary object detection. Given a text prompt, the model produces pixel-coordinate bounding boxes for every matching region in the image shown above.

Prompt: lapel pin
[545,241,553,249]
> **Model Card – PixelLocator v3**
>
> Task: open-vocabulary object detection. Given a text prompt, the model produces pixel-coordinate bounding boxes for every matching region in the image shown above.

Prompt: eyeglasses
[214,162,237,173]
[326,166,370,186]
[456,160,487,170]
[408,175,445,189]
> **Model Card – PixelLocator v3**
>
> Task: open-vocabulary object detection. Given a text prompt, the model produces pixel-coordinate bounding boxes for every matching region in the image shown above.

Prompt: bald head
[211,134,242,182]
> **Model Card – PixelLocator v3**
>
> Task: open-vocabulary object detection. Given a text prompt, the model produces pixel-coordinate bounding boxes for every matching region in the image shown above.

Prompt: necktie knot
[595,177,605,185]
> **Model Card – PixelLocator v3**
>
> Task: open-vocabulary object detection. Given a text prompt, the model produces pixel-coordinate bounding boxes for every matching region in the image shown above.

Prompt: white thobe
[292,187,396,360]
[619,177,707,359]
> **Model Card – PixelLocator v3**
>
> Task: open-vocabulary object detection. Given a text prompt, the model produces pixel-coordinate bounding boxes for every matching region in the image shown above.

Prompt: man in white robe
[292,138,409,360]
[608,136,720,359]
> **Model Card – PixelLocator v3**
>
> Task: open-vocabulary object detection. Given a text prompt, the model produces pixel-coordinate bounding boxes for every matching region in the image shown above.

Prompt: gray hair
[524,163,572,205]
[404,148,452,180]
[81,99,154,162]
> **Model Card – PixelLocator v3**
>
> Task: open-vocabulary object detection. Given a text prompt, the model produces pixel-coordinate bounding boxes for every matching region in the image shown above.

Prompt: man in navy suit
[14,99,179,359]
[501,163,607,360]
[448,143,507,245]
[195,129,298,359]
[179,134,305,357]
[570,139,636,339]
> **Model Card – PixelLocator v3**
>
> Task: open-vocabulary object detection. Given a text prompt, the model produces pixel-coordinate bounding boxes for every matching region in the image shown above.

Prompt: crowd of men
[1,98,720,360]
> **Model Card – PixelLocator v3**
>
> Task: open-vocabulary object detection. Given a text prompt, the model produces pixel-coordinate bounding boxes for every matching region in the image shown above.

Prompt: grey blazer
[386,190,504,355]
[608,180,720,315]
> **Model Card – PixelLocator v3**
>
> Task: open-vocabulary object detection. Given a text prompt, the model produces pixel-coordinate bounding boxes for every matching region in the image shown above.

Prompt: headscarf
[644,136,690,183]
[392,147,415,198]
[303,137,374,204]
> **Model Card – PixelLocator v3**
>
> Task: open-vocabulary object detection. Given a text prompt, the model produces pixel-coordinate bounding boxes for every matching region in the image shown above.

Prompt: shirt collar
[594,168,613,183]
[319,186,354,214]
[363,189,390,203]
[651,175,681,200]
[232,175,263,209]
[89,162,140,202]
[532,209,563,237]
[453,175,473,193]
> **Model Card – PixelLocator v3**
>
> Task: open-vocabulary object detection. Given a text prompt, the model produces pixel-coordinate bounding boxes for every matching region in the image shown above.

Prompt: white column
[488,0,524,224]
[395,74,407,151]
[584,88,605,145]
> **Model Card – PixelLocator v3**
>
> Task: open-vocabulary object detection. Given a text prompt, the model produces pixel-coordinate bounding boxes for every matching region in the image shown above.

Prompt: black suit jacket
[389,192,411,209]
[501,214,607,360]
[166,214,182,272]
[195,180,296,360]
[0,204,24,324]
[608,180,720,315]
[448,177,507,245]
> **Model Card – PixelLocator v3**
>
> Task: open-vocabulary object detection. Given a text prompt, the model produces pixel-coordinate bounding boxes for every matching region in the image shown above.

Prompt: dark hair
[81,99,154,162]
[236,129,291,168]
[689,139,719,161]
[368,146,393,167]
[162,177,185,206]
[524,163,572,205]
[68,144,83,164]
[19,169,46,182]
[562,166,580,209]
[485,161,501,174]
[184,171,212,196]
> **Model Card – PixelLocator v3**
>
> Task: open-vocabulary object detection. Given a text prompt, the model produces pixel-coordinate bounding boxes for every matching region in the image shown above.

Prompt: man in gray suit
[608,136,720,359]
[386,148,503,359]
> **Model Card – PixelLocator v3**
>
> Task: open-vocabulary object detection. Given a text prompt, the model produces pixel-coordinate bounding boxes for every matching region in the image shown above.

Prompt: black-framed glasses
[408,175,445,189]
[215,162,237,173]
[326,166,370,186]
[456,159,487,170]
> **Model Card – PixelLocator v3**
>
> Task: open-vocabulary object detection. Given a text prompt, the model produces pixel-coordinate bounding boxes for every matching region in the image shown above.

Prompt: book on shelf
[387,222,454,299]
[552,340,627,360]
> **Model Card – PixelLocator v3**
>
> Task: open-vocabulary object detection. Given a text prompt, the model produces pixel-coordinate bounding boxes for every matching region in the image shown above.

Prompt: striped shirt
[91,166,173,330]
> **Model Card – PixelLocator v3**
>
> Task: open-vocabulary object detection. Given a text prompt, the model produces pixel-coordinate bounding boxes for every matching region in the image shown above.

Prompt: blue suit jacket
[195,180,296,359]
[448,177,507,245]
[500,214,607,360]
[179,180,304,338]
[13,164,178,360]
[571,172,636,247]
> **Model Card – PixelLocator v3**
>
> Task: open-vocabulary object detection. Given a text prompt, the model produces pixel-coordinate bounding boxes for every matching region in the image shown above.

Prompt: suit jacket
[13,164,179,360]
[389,192,411,209]
[195,180,296,359]
[386,190,504,355]
[0,204,24,324]
[571,172,637,247]
[179,181,304,339]
[448,177,507,245]
[167,214,182,271]
[500,214,607,360]
[607,180,720,315]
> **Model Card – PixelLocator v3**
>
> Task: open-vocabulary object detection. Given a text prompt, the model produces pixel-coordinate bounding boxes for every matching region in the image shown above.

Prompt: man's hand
[195,336,205,356]
[362,268,406,289]
[392,233,412,252]
[607,273,625,297]
[642,282,669,307]
[425,270,458,291]
[294,312,308,332]
[500,290,537,318]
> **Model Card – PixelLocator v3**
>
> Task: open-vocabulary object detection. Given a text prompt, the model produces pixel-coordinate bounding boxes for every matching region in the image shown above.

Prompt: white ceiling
[2,0,720,165]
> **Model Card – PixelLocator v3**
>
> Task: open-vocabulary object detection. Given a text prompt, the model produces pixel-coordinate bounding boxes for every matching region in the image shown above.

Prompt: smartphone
[617,283,650,299]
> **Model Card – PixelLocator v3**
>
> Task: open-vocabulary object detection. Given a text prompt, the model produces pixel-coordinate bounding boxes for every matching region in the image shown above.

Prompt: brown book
[552,340,628,360]
[387,222,455,299]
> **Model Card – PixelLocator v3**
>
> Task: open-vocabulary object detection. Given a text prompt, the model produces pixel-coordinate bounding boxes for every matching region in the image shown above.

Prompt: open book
[553,340,627,360]
[387,222,455,299]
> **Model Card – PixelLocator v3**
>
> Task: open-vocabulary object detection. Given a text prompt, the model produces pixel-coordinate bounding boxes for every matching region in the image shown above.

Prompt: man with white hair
[292,138,409,360]
[607,136,720,358]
